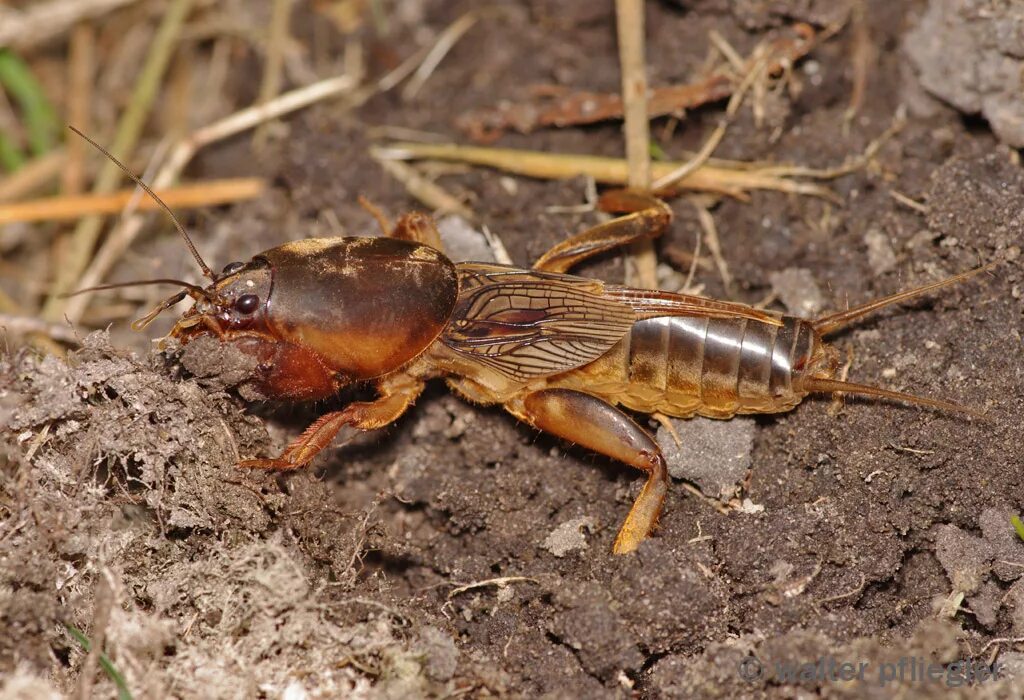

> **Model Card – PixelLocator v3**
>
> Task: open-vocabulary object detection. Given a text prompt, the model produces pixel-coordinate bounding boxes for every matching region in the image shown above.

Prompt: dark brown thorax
[171,236,459,401]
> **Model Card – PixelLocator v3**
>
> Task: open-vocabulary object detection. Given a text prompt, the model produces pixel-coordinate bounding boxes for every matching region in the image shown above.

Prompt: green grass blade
[1012,515,1024,542]
[0,50,59,156]
[64,624,134,700]
[0,129,26,171]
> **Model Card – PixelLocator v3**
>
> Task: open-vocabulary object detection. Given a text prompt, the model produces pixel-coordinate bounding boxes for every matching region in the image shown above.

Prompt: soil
[2,0,1024,698]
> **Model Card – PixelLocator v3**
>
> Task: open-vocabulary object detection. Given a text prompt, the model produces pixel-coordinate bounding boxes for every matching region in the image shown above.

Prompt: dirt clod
[906,0,1024,146]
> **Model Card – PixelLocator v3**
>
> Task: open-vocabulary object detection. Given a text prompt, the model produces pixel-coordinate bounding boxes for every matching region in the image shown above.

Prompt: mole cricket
[72,129,990,554]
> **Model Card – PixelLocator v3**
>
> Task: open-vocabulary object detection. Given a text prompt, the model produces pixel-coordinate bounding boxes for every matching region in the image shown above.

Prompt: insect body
[68,139,985,555]
[146,190,985,554]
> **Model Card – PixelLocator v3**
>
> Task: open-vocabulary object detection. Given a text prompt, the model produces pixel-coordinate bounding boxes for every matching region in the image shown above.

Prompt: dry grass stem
[0,178,266,225]
[614,0,657,290]
[379,142,841,202]
[253,0,293,148]
[651,52,766,192]
[0,0,138,51]
[58,13,471,326]
[58,70,359,327]
[42,0,194,321]
[64,23,96,196]
[401,12,478,101]
[708,30,744,71]
[691,198,732,293]
[448,576,539,599]
[844,1,874,123]
[370,155,474,220]
[888,189,929,213]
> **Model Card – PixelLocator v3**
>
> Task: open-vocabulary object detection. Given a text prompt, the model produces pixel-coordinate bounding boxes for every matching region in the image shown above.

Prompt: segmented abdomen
[556,315,816,418]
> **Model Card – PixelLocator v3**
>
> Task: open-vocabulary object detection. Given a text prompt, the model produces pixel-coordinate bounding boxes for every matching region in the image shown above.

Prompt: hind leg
[505,388,669,554]
[532,191,672,274]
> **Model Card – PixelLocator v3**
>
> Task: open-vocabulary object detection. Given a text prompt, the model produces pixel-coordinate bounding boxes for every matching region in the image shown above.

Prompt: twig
[42,0,194,322]
[0,178,265,224]
[455,24,819,141]
[447,576,539,599]
[401,12,477,101]
[614,0,656,290]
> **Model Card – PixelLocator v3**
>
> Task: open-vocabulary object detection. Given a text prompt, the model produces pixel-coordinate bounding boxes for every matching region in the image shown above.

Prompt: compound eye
[221,261,245,276]
[235,294,259,315]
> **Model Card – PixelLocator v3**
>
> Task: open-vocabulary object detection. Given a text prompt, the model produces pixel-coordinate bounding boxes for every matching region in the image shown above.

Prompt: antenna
[67,125,215,280]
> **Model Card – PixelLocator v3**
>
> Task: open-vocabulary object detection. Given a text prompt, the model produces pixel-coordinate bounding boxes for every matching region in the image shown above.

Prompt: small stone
[864,229,898,275]
[437,215,494,263]
[738,499,764,514]
[768,268,825,317]
[499,176,518,196]
[656,417,754,501]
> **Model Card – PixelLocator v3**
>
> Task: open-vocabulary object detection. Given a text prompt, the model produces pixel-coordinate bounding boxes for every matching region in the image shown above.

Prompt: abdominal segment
[552,315,814,418]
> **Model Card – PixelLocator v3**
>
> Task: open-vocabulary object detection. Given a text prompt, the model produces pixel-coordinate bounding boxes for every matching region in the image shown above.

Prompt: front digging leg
[239,379,425,471]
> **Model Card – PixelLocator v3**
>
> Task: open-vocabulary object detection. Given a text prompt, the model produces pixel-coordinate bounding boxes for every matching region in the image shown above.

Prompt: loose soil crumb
[543,516,597,558]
